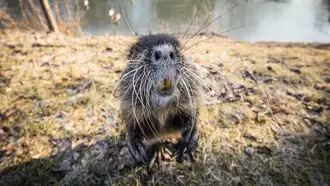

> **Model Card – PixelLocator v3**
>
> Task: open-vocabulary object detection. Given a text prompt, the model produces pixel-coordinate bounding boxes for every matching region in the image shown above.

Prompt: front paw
[176,129,199,163]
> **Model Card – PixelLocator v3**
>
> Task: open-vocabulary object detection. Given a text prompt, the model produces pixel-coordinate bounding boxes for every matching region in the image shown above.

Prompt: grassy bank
[0,31,329,186]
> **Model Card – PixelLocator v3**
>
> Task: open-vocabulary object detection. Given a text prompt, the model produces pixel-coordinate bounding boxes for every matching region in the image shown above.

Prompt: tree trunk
[40,0,59,32]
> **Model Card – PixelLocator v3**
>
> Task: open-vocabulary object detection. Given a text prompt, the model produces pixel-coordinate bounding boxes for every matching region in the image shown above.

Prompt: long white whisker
[139,68,162,142]
[216,56,273,116]
[182,20,260,53]
[130,66,148,139]
[180,1,240,50]
[111,62,146,97]
[180,0,202,43]
[179,76,196,148]
[78,67,112,95]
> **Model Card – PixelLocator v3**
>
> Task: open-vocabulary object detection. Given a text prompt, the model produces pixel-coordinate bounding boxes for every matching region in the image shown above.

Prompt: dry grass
[0,31,329,186]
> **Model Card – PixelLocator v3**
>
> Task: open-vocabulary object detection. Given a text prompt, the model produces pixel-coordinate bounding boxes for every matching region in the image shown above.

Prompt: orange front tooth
[161,79,171,90]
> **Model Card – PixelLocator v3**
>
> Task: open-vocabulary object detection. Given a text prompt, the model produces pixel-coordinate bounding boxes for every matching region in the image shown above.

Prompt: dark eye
[155,51,161,60]
[170,52,174,59]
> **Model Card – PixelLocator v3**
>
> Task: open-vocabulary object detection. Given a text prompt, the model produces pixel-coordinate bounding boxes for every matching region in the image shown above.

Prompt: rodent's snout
[157,78,174,96]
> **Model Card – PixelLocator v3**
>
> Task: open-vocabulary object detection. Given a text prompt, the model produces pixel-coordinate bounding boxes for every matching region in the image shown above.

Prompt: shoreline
[1,29,330,46]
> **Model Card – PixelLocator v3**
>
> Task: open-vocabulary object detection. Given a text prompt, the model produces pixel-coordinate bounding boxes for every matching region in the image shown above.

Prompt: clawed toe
[175,148,197,163]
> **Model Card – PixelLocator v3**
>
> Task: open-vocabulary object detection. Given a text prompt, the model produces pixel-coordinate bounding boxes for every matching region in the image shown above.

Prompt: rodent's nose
[154,51,171,61]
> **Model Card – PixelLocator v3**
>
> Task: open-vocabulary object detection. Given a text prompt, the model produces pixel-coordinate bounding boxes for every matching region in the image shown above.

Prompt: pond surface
[1,0,330,42]
[80,0,330,42]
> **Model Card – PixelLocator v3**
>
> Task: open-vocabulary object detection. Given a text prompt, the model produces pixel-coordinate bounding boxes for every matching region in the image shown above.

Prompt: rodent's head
[129,34,182,96]
[119,34,201,110]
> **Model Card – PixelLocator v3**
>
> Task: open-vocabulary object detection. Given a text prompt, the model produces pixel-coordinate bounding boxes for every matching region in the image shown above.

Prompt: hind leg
[170,113,199,163]
[127,136,149,166]
[126,117,155,166]
[127,135,164,168]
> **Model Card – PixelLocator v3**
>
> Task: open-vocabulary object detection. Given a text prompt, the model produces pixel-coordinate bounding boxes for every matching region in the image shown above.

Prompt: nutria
[117,33,203,166]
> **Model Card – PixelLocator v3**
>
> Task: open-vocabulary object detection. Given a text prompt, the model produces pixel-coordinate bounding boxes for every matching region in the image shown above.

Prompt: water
[212,0,330,42]
[1,0,330,42]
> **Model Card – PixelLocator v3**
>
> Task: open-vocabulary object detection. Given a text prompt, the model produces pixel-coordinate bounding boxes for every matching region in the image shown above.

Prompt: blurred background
[1,0,330,42]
